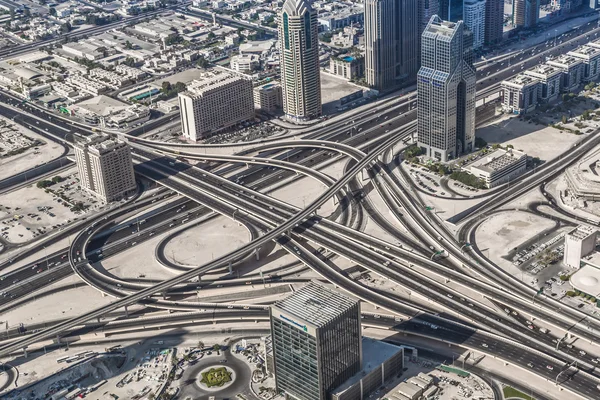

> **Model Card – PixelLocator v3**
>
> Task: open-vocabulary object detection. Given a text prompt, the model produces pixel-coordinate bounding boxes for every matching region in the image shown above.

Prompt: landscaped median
[200,366,234,388]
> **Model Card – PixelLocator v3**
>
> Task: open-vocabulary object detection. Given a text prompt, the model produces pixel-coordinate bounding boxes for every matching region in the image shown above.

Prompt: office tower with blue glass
[270,283,362,400]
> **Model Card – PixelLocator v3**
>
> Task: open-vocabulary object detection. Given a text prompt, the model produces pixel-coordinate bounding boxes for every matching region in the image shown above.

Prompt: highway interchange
[3,15,600,400]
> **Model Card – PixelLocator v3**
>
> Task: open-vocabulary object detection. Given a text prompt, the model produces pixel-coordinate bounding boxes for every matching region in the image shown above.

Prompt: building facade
[484,0,503,45]
[547,55,585,92]
[418,0,440,34]
[364,0,419,91]
[278,0,322,122]
[417,16,476,162]
[501,73,540,114]
[270,283,362,400]
[74,134,137,203]
[178,71,254,141]
[523,64,562,102]
[512,0,539,29]
[564,225,597,268]
[439,0,464,21]
[463,0,486,50]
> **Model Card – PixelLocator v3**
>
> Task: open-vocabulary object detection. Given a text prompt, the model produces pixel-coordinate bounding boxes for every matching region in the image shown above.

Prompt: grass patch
[200,367,232,388]
[503,386,534,400]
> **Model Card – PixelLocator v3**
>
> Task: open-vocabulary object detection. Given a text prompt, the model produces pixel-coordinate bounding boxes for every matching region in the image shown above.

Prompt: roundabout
[198,365,236,391]
[178,352,256,400]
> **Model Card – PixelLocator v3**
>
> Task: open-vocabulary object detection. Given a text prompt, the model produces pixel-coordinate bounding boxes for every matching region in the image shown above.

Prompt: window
[283,13,290,50]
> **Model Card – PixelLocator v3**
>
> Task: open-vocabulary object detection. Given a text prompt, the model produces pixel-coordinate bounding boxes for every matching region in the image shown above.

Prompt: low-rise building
[230,54,260,73]
[524,64,562,103]
[62,42,104,60]
[547,55,585,92]
[318,6,364,31]
[501,73,540,114]
[52,82,78,98]
[89,68,131,88]
[115,64,147,80]
[67,75,108,96]
[178,70,254,141]
[466,148,528,188]
[329,55,364,81]
[568,45,600,82]
[253,82,282,112]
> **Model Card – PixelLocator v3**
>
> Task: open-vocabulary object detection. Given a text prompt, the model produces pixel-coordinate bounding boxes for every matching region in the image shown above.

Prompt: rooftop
[185,71,248,96]
[570,263,600,297]
[272,282,358,328]
[525,64,562,77]
[503,73,539,87]
[425,16,458,38]
[548,55,583,67]
[74,95,129,117]
[469,149,527,173]
[568,225,597,241]
[332,338,403,396]
[568,45,600,58]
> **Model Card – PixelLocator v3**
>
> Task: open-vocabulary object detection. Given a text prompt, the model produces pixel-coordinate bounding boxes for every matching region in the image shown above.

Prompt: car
[592,358,599,364]
[580,350,586,356]
[447,294,453,299]
[527,362,534,368]
[546,365,554,371]
[527,325,534,330]
[481,343,488,348]
[227,305,233,309]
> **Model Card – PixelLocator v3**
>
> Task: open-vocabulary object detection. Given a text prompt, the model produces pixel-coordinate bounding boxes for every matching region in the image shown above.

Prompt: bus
[56,356,69,363]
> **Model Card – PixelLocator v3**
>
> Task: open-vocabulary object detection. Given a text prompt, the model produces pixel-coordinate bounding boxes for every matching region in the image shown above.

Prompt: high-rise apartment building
[178,71,254,141]
[74,134,136,203]
[279,0,322,122]
[463,0,486,49]
[417,16,476,162]
[270,283,362,400]
[364,0,419,92]
[512,0,540,29]
[484,0,503,45]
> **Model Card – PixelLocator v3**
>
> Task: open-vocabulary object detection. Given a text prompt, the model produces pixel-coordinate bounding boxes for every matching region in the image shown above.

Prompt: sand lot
[476,115,584,162]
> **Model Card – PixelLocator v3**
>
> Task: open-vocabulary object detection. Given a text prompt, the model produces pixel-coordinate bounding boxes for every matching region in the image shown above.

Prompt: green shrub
[450,171,487,189]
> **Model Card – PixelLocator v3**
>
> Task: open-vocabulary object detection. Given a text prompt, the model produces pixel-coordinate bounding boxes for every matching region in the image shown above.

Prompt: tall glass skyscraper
[270,283,362,400]
[278,0,322,122]
[417,16,476,162]
[364,0,419,91]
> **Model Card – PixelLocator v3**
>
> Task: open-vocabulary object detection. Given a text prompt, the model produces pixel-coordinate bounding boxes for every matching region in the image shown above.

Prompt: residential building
[278,0,322,122]
[254,82,283,112]
[329,55,365,81]
[67,75,108,96]
[417,16,476,162]
[115,64,147,80]
[547,55,585,92]
[512,0,539,29]
[74,134,137,203]
[523,64,562,102]
[270,283,362,400]
[463,0,486,50]
[178,71,254,141]
[501,73,540,114]
[568,45,600,82]
[364,0,419,91]
[564,225,597,268]
[466,148,527,188]
[485,0,503,45]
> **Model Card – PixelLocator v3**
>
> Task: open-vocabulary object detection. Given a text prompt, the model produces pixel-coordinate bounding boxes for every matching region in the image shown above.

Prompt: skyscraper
[270,283,362,400]
[512,0,540,29]
[279,0,322,122]
[364,0,419,92]
[463,0,486,50]
[417,16,476,162]
[439,0,464,21]
[484,0,503,45]
[418,0,440,34]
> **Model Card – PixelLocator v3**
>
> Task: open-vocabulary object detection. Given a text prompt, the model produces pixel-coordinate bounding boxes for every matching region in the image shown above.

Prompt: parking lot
[0,170,97,243]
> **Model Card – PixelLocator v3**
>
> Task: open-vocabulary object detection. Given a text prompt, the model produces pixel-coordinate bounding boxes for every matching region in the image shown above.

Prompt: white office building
[564,225,597,269]
[74,134,137,203]
[501,73,540,114]
[463,0,487,50]
[466,148,527,188]
[178,71,254,141]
